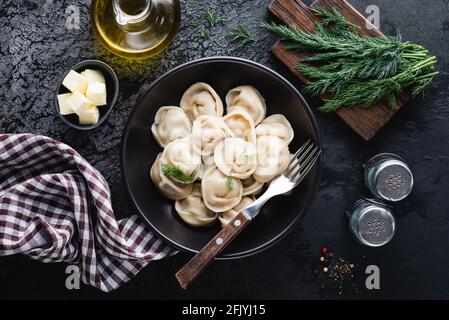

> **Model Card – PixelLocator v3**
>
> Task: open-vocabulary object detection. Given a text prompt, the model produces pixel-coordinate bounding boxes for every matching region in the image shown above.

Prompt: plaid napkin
[0,134,176,292]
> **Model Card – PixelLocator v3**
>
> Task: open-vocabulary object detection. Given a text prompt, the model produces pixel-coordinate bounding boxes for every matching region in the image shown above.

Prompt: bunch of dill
[261,7,438,112]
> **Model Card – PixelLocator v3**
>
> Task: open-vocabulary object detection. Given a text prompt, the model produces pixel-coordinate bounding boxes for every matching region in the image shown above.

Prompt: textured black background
[1,0,449,299]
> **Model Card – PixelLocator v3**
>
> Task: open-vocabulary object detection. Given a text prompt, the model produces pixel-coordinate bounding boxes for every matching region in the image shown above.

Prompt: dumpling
[242,175,264,196]
[226,85,266,125]
[254,135,290,183]
[255,114,294,147]
[214,137,257,179]
[191,115,234,156]
[218,196,256,227]
[175,183,218,227]
[159,137,201,184]
[180,82,223,122]
[151,106,192,148]
[150,153,193,200]
[223,109,256,146]
[201,166,243,212]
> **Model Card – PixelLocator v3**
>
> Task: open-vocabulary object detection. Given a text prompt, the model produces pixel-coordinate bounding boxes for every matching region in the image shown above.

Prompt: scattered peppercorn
[313,247,362,296]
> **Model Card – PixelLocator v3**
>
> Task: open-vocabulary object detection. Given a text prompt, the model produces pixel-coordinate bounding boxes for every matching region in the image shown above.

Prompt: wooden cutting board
[268,0,409,141]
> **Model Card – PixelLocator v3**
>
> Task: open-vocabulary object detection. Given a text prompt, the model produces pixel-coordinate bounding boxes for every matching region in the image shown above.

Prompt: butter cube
[57,93,75,115]
[62,70,89,93]
[68,91,93,115]
[79,106,100,125]
[86,82,107,106]
[81,69,105,84]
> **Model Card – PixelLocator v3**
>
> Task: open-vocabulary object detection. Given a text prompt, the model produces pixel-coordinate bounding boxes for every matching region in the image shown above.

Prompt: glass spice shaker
[364,153,414,202]
[346,198,396,247]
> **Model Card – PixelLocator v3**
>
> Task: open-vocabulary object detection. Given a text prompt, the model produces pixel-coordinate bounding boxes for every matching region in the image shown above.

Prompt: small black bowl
[54,60,119,130]
[121,57,322,259]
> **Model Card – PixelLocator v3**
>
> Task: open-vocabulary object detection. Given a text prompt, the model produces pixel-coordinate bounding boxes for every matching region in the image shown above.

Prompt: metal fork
[176,140,321,289]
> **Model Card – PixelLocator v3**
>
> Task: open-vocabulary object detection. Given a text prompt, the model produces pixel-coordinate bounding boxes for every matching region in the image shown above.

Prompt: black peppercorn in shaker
[364,153,413,202]
[346,198,396,247]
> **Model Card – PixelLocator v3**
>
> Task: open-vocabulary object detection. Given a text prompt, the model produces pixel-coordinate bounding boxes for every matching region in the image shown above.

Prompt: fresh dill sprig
[229,25,254,49]
[200,9,223,40]
[200,26,211,40]
[225,177,234,192]
[161,163,196,184]
[260,7,438,112]
[206,9,223,27]
[311,6,360,33]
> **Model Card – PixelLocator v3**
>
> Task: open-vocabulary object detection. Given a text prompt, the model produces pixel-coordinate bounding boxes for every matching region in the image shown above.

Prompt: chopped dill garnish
[229,25,254,49]
[200,9,223,40]
[161,163,196,184]
[225,177,234,191]
[200,26,211,40]
[206,9,223,27]
[240,152,258,162]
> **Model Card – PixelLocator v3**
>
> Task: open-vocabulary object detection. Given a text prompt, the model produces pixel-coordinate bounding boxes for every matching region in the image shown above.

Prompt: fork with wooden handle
[175,140,321,289]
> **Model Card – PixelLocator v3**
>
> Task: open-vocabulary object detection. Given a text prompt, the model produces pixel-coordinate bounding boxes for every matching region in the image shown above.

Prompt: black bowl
[121,57,322,259]
[54,60,119,130]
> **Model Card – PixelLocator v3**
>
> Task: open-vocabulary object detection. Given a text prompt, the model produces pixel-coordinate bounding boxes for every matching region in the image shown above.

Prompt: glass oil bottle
[90,0,181,59]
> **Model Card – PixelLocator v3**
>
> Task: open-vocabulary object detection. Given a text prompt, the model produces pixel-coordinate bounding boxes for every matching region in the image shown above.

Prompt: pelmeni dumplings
[254,135,290,183]
[175,183,218,227]
[180,82,224,122]
[160,137,201,184]
[150,82,298,229]
[191,115,234,156]
[223,109,256,146]
[226,85,266,125]
[256,114,294,147]
[150,153,193,200]
[242,175,264,196]
[218,196,256,227]
[201,166,243,212]
[151,106,192,147]
[214,138,257,179]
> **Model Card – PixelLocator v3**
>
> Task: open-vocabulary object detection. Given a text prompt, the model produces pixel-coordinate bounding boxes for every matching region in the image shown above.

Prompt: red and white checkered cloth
[0,134,176,292]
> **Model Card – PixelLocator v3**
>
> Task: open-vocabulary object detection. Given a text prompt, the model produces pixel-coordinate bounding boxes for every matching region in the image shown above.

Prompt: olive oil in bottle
[91,0,181,59]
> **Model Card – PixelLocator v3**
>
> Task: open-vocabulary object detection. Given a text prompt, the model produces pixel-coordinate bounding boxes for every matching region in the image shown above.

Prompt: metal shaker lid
[355,199,396,247]
[374,160,413,202]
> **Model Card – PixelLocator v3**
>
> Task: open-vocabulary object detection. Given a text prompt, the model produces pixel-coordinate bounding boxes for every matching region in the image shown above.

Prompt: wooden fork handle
[175,211,252,289]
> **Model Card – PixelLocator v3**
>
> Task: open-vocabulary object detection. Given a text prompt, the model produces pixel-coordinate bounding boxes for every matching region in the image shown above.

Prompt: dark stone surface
[1,0,449,299]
